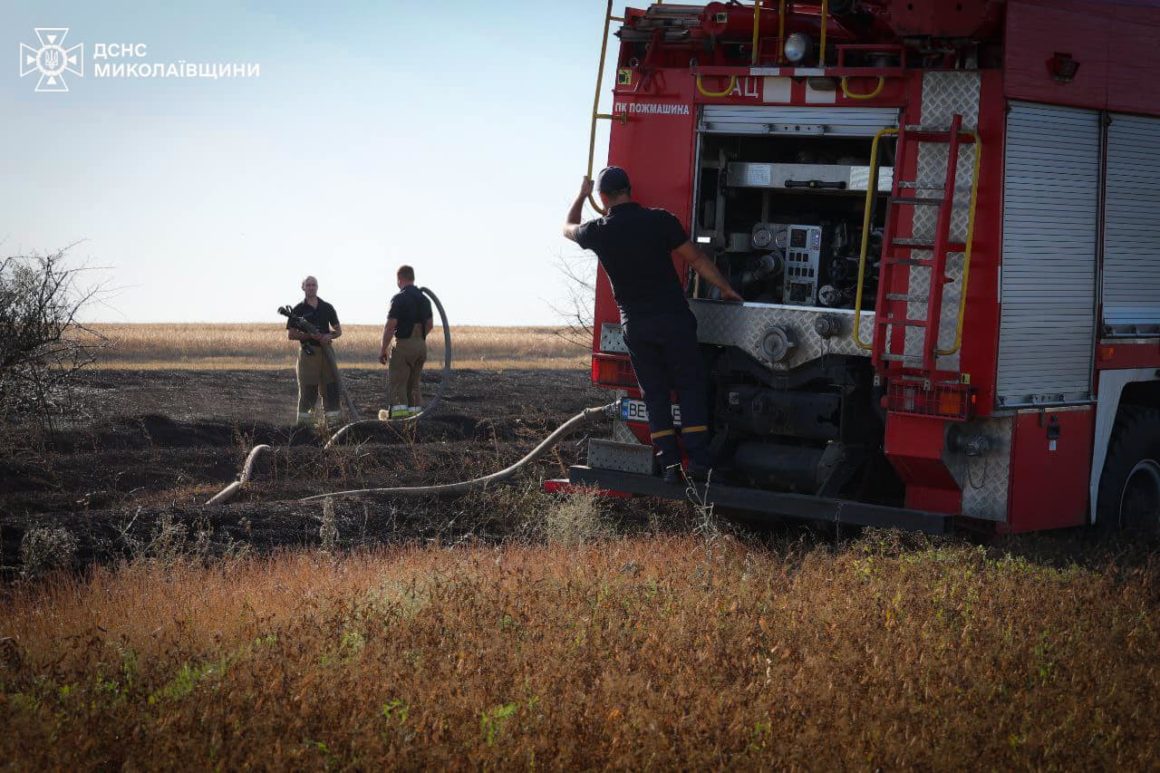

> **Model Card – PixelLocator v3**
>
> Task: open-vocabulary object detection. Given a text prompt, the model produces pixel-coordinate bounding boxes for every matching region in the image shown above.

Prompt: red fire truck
[563,0,1160,534]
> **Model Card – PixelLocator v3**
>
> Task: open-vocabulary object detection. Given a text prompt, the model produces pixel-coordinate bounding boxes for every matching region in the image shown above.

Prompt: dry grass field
[2,533,1158,769]
[4,330,1158,767]
[89,323,589,371]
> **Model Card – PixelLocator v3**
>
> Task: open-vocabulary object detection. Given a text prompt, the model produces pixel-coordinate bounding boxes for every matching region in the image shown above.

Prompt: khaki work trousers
[296,345,341,416]
[389,336,426,407]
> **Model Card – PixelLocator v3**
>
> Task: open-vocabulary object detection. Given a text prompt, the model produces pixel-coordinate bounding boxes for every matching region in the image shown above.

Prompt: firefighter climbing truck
[564,0,1160,534]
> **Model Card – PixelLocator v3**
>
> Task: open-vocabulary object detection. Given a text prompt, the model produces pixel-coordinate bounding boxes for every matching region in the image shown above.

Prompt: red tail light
[887,381,972,421]
[591,354,637,388]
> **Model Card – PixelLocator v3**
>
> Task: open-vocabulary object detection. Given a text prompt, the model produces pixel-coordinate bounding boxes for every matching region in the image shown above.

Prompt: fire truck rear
[563,0,1160,534]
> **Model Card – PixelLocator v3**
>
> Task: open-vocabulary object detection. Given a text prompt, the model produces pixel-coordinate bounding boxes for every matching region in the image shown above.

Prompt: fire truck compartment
[692,107,898,314]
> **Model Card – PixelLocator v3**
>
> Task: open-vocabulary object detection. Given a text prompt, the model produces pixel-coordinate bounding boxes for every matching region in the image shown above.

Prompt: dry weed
[1,537,1158,769]
[543,489,608,546]
[18,527,77,578]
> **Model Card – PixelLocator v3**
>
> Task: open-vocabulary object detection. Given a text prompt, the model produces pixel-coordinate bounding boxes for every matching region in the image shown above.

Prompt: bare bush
[544,489,608,545]
[0,249,103,426]
[19,527,78,577]
[549,252,597,350]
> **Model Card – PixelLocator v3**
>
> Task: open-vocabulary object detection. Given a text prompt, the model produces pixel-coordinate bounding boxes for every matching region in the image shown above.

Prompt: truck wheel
[1097,406,1160,534]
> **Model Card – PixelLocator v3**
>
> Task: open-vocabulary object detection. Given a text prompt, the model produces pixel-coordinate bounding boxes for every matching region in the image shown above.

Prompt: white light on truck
[696,236,712,243]
[784,33,811,64]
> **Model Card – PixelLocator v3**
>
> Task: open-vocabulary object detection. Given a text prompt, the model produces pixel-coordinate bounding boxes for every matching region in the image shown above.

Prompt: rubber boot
[296,412,313,427]
[652,433,681,479]
[682,429,713,482]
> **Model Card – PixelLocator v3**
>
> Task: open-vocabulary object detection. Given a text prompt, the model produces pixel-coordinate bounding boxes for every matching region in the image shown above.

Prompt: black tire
[1096,405,1160,535]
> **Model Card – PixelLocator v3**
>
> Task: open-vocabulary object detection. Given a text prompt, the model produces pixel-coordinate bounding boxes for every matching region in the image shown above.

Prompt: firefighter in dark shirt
[287,275,343,426]
[564,167,742,482]
[379,265,433,418]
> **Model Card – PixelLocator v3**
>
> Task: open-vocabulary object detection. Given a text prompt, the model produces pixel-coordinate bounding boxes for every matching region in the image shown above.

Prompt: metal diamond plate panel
[943,416,1013,522]
[600,323,629,353]
[588,438,655,475]
[690,300,874,370]
[607,390,642,445]
[898,72,980,372]
[610,417,642,444]
[921,71,980,129]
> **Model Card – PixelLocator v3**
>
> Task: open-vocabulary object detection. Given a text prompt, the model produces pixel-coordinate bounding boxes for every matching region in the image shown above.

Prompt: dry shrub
[18,527,77,578]
[319,499,339,552]
[543,489,608,546]
[1,537,1159,769]
[0,251,103,425]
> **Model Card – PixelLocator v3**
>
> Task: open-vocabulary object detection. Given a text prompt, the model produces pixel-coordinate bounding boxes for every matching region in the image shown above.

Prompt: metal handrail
[585,0,617,215]
[840,76,886,99]
[936,130,982,357]
[695,74,738,97]
[851,126,984,358]
[819,0,829,65]
[853,127,897,350]
[751,0,762,64]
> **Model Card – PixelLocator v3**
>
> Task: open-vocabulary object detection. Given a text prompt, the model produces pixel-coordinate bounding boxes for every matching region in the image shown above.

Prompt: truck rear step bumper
[565,466,952,535]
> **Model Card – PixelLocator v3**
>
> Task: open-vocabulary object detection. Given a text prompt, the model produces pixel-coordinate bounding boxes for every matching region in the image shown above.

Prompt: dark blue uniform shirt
[388,285,433,340]
[575,202,689,320]
[288,298,339,348]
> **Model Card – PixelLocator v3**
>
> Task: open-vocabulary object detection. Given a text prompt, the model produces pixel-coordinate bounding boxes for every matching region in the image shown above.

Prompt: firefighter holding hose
[564,168,742,483]
[287,275,343,426]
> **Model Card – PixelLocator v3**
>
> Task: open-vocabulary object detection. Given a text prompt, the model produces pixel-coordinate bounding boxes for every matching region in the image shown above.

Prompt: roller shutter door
[1103,114,1160,335]
[699,106,898,137]
[996,102,1098,407]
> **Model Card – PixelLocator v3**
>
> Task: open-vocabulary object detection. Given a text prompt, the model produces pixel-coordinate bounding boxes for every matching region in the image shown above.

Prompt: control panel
[782,225,823,305]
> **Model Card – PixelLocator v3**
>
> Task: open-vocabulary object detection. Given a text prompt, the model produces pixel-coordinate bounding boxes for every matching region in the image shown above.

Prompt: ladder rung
[880,353,924,363]
[897,181,973,191]
[890,238,967,251]
[878,317,928,328]
[889,196,944,206]
[885,293,929,302]
[903,126,977,143]
[884,257,934,268]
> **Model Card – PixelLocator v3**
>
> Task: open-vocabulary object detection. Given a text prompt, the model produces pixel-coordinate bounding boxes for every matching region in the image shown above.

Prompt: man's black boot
[686,461,712,483]
[661,464,683,485]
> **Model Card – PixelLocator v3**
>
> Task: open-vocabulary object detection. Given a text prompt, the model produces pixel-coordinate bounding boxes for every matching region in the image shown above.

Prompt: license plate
[619,398,681,426]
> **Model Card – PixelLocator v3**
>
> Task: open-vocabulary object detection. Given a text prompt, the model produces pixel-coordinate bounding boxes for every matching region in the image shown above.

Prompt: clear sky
[1,1,614,325]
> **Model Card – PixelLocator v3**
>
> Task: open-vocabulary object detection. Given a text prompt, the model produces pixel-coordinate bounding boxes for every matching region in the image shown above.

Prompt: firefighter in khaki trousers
[379,265,433,418]
[288,275,343,426]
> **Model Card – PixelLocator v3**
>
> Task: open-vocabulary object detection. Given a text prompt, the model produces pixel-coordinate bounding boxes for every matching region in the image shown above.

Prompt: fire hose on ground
[208,402,616,506]
[297,403,616,502]
[207,286,450,506]
[207,286,615,506]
